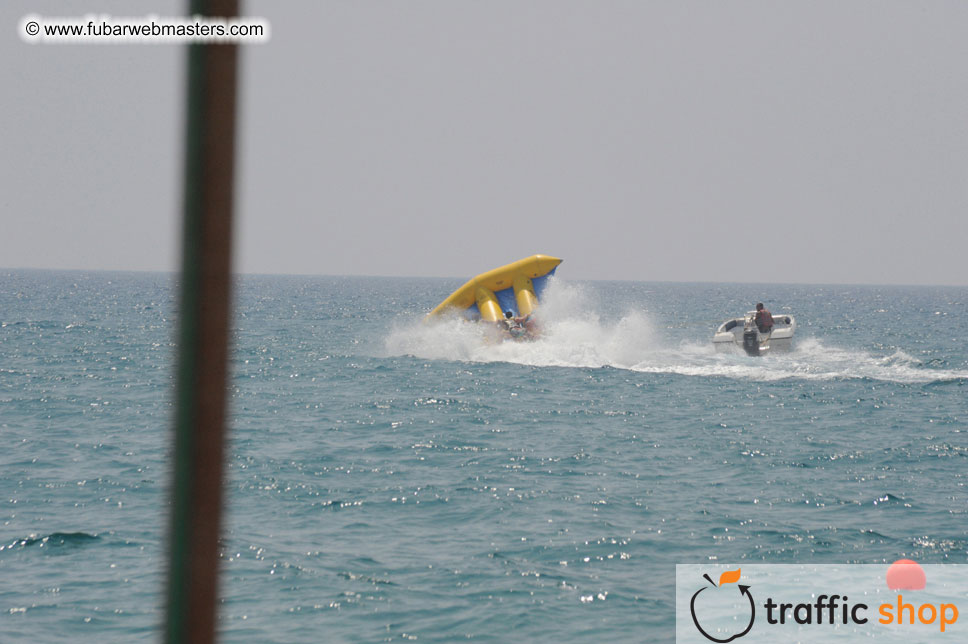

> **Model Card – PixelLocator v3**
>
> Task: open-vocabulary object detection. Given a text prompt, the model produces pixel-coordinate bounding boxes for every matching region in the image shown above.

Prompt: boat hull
[712,314,796,356]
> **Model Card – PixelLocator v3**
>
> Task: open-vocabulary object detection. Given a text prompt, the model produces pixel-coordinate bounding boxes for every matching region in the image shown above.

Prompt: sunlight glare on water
[2,271,966,643]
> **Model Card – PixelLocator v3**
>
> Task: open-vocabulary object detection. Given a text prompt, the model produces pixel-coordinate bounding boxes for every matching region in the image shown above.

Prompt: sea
[1,269,966,643]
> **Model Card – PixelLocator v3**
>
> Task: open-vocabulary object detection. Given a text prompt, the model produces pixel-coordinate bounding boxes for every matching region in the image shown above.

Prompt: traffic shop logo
[689,568,755,642]
[685,561,960,641]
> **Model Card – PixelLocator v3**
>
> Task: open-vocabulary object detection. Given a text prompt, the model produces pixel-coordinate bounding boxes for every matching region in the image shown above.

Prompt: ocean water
[1,270,967,642]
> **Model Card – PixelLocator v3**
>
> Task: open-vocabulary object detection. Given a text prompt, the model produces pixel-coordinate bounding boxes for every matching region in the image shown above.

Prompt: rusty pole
[166,1,239,642]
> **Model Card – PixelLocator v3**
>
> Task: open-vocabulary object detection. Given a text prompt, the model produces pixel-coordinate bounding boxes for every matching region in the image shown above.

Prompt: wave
[0,531,101,552]
[625,338,968,384]
[384,282,968,385]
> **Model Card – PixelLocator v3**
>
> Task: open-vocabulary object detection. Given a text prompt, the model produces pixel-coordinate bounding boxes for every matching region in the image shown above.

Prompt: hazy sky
[4,1,967,285]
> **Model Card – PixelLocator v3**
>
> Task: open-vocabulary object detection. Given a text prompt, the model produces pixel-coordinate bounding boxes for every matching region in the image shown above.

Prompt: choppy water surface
[1,271,966,642]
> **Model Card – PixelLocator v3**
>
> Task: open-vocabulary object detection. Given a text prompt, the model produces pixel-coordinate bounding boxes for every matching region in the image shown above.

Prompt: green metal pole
[166,1,239,642]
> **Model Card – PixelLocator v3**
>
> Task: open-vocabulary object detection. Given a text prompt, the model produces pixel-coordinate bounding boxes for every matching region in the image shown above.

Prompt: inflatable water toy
[426,255,562,329]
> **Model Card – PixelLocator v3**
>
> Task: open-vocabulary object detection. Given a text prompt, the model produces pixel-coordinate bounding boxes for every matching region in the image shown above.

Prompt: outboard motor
[742,328,760,356]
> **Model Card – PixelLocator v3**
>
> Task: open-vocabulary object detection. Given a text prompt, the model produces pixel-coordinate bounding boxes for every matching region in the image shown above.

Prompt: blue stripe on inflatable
[532,268,556,299]
[494,287,517,316]
[462,267,557,320]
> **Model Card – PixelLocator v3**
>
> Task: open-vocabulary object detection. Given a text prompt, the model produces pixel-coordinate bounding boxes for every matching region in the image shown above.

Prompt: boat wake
[384,282,968,385]
[631,339,968,384]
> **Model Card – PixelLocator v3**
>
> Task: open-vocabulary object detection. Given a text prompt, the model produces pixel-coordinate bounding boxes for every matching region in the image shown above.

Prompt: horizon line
[1,265,966,289]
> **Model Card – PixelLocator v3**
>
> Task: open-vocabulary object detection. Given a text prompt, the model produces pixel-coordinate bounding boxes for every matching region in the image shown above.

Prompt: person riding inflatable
[503,311,525,338]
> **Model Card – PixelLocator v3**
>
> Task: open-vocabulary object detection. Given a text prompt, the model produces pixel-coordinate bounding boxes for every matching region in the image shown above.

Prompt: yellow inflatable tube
[427,255,563,322]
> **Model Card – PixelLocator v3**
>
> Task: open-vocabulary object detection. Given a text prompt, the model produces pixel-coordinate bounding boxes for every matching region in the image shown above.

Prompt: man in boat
[754,302,774,334]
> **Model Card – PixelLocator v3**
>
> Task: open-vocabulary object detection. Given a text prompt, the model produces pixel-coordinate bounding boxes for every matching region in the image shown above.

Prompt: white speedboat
[713,312,796,356]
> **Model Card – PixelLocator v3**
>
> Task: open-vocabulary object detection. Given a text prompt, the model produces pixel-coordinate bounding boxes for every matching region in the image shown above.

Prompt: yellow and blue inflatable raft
[426,255,562,322]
